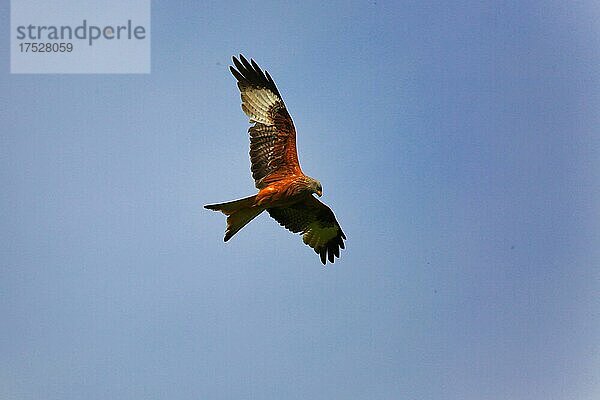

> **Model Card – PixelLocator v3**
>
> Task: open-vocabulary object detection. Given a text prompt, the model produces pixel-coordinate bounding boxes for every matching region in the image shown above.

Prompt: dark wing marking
[230,55,302,188]
[267,195,346,265]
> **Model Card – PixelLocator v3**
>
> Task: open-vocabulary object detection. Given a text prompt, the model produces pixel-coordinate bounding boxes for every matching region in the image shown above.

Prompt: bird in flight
[205,55,346,264]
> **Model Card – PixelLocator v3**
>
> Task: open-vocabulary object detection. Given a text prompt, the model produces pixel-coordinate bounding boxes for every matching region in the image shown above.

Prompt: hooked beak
[316,189,322,197]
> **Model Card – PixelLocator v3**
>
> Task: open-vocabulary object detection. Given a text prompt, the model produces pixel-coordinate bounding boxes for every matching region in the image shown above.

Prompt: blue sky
[1,1,599,399]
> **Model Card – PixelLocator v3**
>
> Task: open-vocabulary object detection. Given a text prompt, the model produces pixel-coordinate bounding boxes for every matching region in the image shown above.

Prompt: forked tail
[204,195,263,241]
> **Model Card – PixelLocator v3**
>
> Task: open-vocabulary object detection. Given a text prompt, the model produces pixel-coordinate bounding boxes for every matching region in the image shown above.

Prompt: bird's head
[307,177,323,197]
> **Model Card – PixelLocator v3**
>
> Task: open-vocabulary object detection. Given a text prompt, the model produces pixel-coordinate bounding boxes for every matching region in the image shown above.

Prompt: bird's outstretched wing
[230,55,303,189]
[268,196,346,264]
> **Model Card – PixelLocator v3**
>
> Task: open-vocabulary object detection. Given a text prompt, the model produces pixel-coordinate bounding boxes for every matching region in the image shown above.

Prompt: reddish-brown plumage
[255,176,312,206]
[205,55,346,265]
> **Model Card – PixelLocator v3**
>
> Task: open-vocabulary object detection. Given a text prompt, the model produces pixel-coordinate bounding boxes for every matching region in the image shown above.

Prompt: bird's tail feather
[204,195,263,241]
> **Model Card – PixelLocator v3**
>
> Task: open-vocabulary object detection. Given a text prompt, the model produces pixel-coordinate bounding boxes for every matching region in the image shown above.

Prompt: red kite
[205,55,346,264]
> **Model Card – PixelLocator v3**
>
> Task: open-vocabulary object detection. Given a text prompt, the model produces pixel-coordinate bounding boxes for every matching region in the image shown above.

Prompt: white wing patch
[241,87,280,125]
[302,223,338,250]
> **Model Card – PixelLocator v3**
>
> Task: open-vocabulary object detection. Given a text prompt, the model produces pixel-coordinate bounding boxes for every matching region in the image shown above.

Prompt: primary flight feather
[205,55,346,264]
